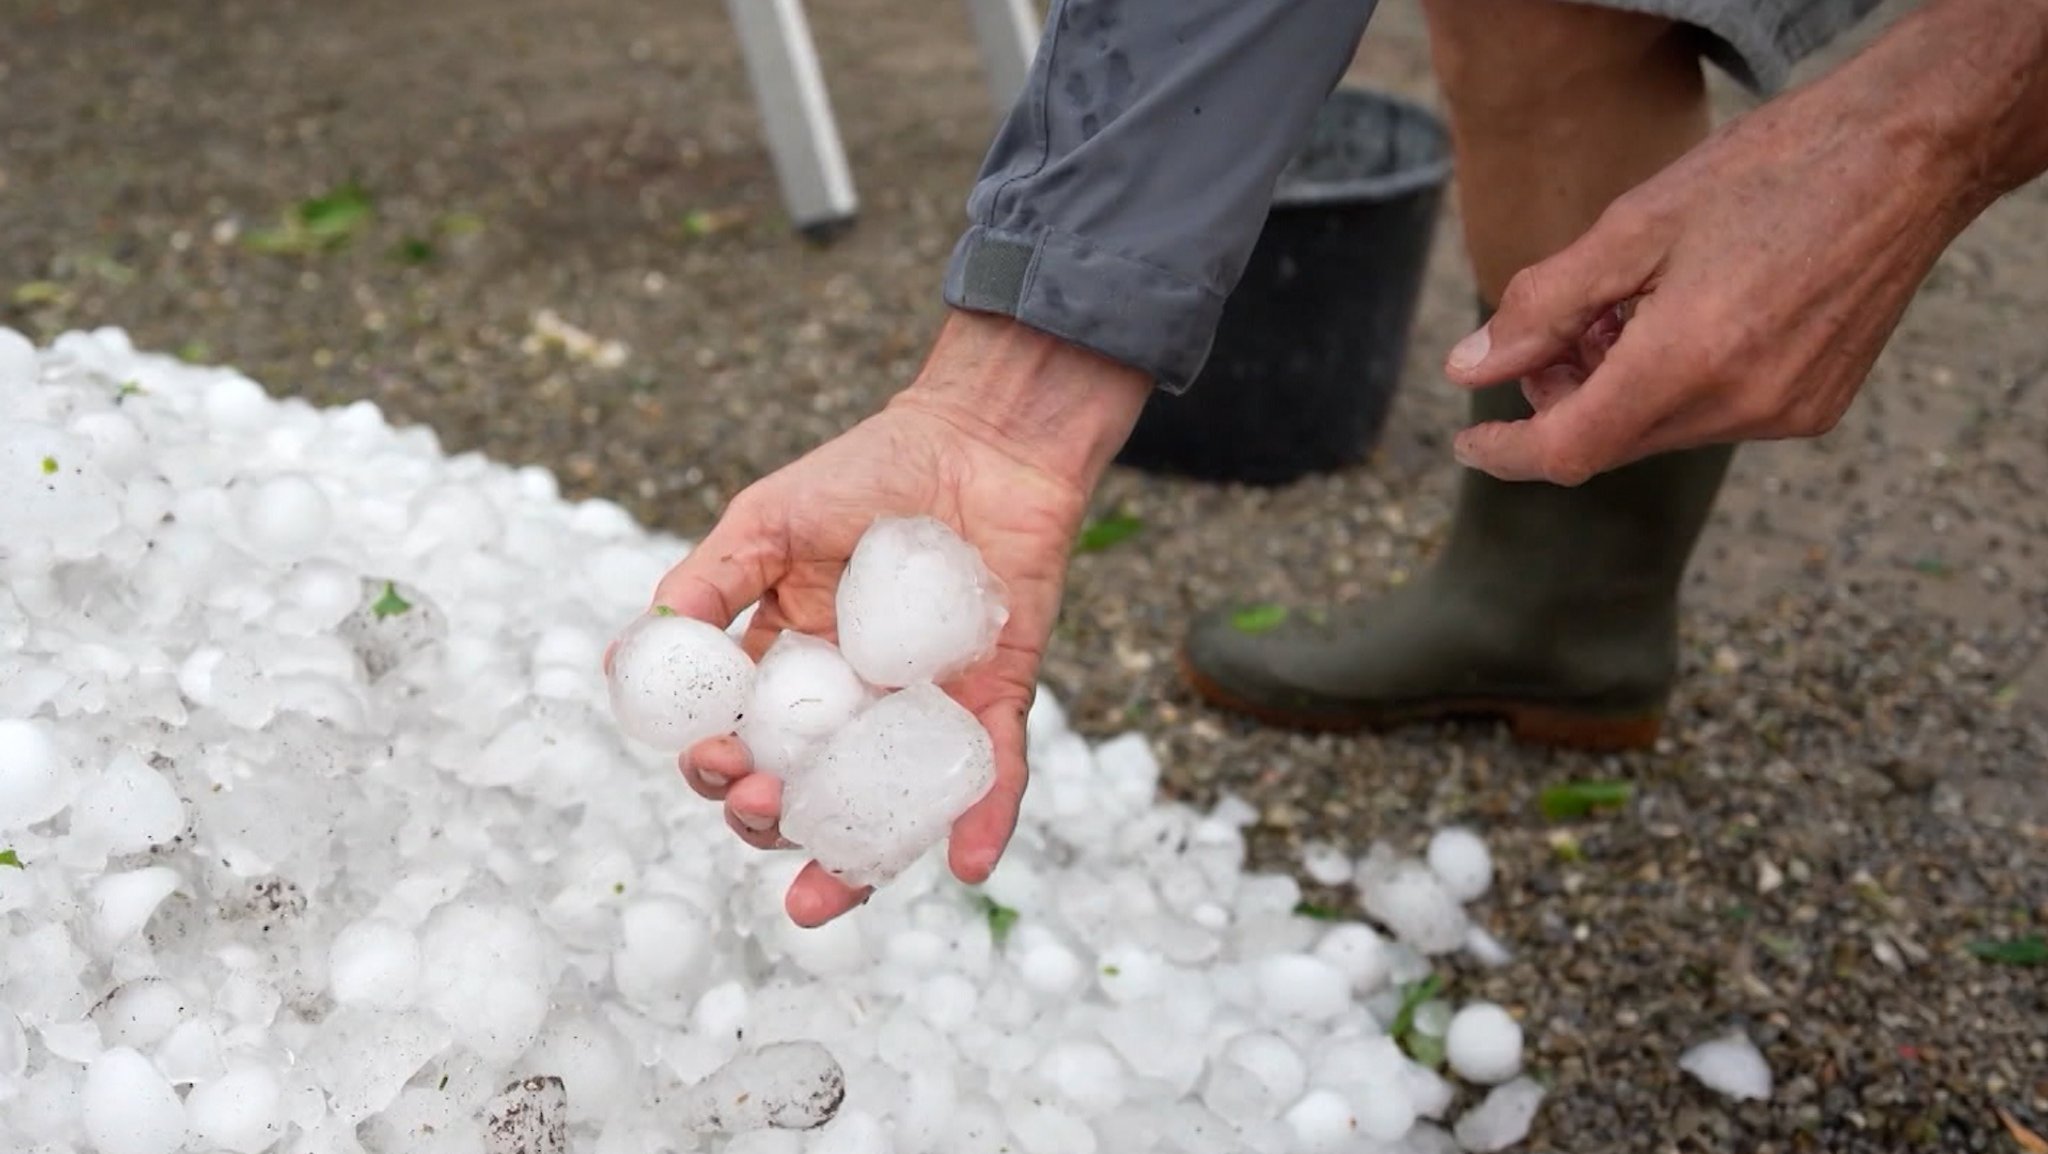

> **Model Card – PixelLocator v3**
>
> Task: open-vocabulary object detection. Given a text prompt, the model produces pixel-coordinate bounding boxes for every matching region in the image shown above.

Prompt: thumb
[1445,210,1662,389]
[649,502,788,629]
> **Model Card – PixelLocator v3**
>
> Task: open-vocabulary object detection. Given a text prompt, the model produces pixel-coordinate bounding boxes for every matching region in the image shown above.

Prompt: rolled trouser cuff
[943,224,1226,395]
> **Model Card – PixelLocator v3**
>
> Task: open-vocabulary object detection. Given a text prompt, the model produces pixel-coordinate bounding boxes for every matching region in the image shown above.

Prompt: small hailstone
[1283,1088,1358,1154]
[613,899,712,1007]
[237,473,333,562]
[1464,924,1515,968]
[1300,841,1354,887]
[1200,1032,1306,1126]
[1358,859,1470,955]
[606,611,756,751]
[780,683,997,888]
[82,1047,189,1154]
[737,631,876,777]
[1451,1076,1545,1152]
[416,902,552,1064]
[809,1110,892,1154]
[0,717,71,833]
[71,752,186,855]
[1445,1002,1524,1085]
[834,515,1008,688]
[1255,954,1351,1020]
[1424,826,1493,902]
[1035,1041,1127,1115]
[676,1041,846,1133]
[328,918,421,1008]
[185,1065,286,1154]
[89,866,181,949]
[1016,940,1085,996]
[1355,1076,1417,1143]
[1678,1029,1773,1101]
[1312,922,1394,995]
[90,978,187,1049]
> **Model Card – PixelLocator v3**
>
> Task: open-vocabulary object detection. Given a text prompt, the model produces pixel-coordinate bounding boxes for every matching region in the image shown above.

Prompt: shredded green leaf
[1403,1030,1446,1070]
[1230,604,1289,634]
[0,849,22,869]
[370,581,413,619]
[40,456,57,475]
[117,381,146,401]
[1076,512,1143,554]
[1967,934,2046,966]
[650,605,677,617]
[1538,779,1635,821]
[1101,964,1120,977]
[1292,900,1344,921]
[393,237,435,265]
[974,893,1021,945]
[1388,973,1444,1041]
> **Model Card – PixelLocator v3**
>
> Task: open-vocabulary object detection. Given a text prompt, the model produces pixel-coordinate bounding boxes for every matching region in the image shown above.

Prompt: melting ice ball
[835,516,1007,688]
[779,683,997,887]
[737,631,876,777]
[606,611,756,751]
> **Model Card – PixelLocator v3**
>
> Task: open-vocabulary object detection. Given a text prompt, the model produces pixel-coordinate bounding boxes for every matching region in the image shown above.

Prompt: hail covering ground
[0,326,1748,1152]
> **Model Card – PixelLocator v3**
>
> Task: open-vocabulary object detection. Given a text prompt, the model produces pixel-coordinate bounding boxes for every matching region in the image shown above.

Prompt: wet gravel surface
[5,0,2045,1149]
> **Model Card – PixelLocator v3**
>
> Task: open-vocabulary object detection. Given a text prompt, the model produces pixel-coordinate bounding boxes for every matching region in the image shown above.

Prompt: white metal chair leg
[965,0,1042,112]
[724,0,858,234]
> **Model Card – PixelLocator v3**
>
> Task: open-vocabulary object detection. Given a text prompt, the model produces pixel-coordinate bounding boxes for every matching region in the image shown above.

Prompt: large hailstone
[737,631,877,777]
[834,516,1008,688]
[606,611,756,751]
[779,683,997,888]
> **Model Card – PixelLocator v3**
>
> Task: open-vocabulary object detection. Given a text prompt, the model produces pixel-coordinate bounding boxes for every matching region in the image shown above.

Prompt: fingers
[1453,332,1682,484]
[1447,208,1662,390]
[947,698,1030,885]
[784,862,869,928]
[722,772,785,849]
[651,510,785,629]
[680,735,752,800]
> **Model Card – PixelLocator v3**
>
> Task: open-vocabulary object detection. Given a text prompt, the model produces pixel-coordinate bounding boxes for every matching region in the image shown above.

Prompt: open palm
[648,392,1090,926]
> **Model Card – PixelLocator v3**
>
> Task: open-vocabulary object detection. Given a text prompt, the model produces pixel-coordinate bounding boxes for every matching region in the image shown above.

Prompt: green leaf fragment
[1389,974,1444,1041]
[10,281,68,307]
[393,238,435,265]
[1292,900,1344,921]
[613,882,626,895]
[1076,512,1143,554]
[0,849,21,869]
[176,339,213,364]
[40,456,57,475]
[1403,1030,1446,1070]
[370,581,413,619]
[1538,779,1635,821]
[117,381,146,401]
[1967,934,2046,966]
[974,893,1020,945]
[1230,604,1289,634]
[650,605,676,617]
[1101,964,1120,977]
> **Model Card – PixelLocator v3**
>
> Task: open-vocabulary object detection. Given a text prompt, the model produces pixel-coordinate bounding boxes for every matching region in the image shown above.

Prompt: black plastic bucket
[1114,88,1452,486]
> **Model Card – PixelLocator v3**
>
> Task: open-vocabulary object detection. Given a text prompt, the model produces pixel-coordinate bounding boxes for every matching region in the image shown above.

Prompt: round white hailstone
[915,973,980,1033]
[691,981,750,1046]
[1359,861,1470,955]
[1678,1029,1773,1101]
[1355,1078,1418,1143]
[82,1047,189,1154]
[185,1065,285,1154]
[1284,1088,1358,1154]
[1312,923,1395,995]
[772,908,869,976]
[1034,1041,1127,1115]
[277,559,363,632]
[1412,999,1453,1038]
[0,327,35,383]
[1300,841,1354,888]
[1256,955,1352,1020]
[1201,1032,1307,1126]
[1095,945,1167,1003]
[605,611,756,751]
[737,631,876,776]
[238,474,332,563]
[1007,1102,1096,1154]
[71,753,186,855]
[204,377,272,431]
[1016,941,1085,997]
[810,1110,892,1154]
[526,1014,633,1123]
[328,918,422,1008]
[89,867,181,949]
[0,717,71,833]
[1425,827,1493,903]
[834,515,1009,688]
[1,421,121,548]
[89,979,188,1049]
[1445,1002,1524,1085]
[74,410,148,479]
[613,898,712,1008]
[415,902,553,1064]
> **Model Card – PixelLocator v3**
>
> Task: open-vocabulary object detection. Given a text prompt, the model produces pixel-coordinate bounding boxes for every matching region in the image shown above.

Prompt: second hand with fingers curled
[1442,0,2048,486]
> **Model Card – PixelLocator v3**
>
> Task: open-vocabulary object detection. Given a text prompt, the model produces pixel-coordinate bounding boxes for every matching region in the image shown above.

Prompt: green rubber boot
[1180,361,1734,751]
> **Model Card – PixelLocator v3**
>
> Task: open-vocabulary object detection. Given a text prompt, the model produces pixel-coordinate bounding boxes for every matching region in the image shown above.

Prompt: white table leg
[725,0,858,234]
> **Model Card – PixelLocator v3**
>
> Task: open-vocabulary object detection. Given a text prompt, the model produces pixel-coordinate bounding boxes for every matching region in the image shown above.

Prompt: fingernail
[737,811,774,832]
[699,771,730,789]
[1448,325,1491,373]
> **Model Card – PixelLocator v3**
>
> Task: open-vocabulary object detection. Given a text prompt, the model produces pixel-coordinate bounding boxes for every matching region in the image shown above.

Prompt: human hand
[637,311,1151,926]
[1437,0,2035,485]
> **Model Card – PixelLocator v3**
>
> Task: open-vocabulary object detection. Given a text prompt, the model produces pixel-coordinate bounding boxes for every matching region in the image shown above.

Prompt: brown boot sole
[1178,652,1663,753]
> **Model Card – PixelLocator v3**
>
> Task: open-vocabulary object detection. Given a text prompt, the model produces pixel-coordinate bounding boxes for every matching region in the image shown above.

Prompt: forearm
[941,0,1380,393]
[1854,0,2048,219]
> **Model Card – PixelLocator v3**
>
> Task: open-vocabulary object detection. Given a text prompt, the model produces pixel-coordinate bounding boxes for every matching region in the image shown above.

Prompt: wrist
[888,309,1154,493]
[1865,0,2048,217]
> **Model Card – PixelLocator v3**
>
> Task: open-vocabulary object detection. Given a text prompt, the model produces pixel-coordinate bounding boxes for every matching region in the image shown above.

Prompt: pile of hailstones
[0,325,1553,1154]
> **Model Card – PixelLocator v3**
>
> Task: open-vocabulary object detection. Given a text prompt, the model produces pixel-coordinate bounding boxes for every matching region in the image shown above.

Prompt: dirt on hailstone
[4,0,2044,1150]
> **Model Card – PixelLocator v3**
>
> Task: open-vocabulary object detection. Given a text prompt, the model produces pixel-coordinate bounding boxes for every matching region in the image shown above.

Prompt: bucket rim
[1269,86,1454,209]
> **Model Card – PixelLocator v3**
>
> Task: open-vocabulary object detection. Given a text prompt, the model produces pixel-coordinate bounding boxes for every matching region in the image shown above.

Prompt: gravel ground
[5,0,2045,1150]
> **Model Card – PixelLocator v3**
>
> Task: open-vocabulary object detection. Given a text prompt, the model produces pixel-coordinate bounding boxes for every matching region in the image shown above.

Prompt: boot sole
[1178,652,1663,753]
